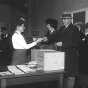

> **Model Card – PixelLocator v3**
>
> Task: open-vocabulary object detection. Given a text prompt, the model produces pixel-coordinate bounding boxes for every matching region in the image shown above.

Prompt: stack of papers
[16,65,36,73]
[8,66,25,75]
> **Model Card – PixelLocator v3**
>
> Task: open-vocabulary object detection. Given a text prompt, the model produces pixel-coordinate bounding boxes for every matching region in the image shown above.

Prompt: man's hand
[55,42,62,46]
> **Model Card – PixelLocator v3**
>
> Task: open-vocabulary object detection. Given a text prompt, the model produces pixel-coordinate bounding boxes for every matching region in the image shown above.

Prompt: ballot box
[31,49,65,71]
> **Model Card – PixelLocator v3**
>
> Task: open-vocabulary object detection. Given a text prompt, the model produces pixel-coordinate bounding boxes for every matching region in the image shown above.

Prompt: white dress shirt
[12,31,37,49]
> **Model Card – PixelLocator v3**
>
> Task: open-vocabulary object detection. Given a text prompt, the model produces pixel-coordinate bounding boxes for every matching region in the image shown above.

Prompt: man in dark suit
[55,13,81,88]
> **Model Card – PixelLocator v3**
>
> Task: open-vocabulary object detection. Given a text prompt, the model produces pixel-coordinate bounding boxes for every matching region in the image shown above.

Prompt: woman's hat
[45,18,58,29]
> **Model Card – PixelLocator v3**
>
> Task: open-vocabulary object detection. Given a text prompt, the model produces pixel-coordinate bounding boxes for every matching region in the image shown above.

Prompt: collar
[15,31,21,35]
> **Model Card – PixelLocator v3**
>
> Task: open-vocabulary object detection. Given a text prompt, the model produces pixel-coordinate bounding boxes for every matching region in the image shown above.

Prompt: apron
[11,49,27,65]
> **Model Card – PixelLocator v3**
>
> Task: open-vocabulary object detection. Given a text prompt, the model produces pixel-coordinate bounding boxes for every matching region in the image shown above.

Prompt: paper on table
[8,65,24,75]
[16,65,36,73]
[0,71,12,76]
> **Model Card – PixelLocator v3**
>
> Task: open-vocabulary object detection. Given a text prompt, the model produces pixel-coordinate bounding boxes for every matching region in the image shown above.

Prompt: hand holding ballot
[42,37,48,41]
[34,38,44,43]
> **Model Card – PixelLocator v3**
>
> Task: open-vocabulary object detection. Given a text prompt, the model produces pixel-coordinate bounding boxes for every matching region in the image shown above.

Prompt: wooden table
[0,70,64,88]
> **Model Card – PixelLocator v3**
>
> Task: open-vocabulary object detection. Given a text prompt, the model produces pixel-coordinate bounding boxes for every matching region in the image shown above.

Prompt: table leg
[1,79,6,88]
[57,74,64,88]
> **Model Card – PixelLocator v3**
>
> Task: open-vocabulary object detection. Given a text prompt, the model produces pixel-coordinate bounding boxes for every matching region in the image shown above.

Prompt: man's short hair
[17,17,26,26]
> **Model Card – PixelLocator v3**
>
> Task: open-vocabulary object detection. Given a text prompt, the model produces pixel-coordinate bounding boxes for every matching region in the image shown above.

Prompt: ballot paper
[16,65,36,73]
[8,65,25,75]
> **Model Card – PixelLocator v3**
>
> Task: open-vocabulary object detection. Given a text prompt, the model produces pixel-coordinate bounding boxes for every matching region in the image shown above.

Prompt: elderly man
[55,13,81,88]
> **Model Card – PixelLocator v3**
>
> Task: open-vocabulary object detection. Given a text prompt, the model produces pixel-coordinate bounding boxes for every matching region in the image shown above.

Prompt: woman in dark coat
[41,18,58,50]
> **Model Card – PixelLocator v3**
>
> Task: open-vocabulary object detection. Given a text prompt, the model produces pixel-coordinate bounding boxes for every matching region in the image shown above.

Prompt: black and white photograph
[0,0,88,88]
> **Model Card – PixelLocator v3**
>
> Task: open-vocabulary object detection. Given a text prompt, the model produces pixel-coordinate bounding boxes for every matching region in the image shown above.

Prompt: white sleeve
[12,33,37,49]
[26,42,37,49]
